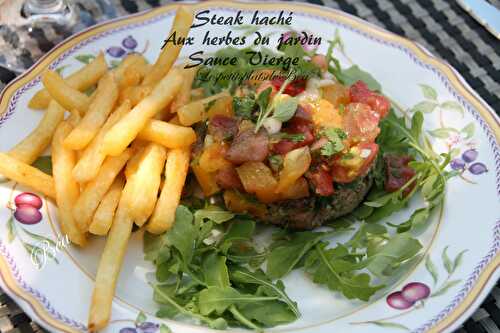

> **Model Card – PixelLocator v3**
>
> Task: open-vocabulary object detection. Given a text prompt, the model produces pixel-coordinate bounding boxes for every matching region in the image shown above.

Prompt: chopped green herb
[268,155,284,172]
[319,128,346,157]
[233,95,256,120]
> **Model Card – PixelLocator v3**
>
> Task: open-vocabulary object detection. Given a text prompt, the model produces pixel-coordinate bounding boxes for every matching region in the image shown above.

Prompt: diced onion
[360,148,372,158]
[263,117,282,134]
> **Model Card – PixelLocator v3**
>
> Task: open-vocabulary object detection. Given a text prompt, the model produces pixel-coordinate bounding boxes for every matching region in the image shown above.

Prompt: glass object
[0,0,79,73]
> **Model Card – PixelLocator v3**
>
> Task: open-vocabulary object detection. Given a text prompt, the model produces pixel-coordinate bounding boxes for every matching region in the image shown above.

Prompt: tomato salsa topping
[193,73,392,203]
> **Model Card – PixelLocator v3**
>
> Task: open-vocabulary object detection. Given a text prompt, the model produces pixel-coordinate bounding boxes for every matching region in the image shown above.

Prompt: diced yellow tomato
[207,95,234,119]
[199,143,232,173]
[322,82,350,107]
[276,147,311,194]
[223,190,267,218]
[192,163,220,197]
[178,100,205,126]
[178,92,230,126]
[280,177,310,200]
[236,162,278,203]
[337,146,364,169]
[311,99,343,129]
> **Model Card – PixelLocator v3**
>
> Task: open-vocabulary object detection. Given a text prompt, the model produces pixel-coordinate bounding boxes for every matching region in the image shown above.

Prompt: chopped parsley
[268,155,284,172]
[319,128,347,157]
[232,94,256,120]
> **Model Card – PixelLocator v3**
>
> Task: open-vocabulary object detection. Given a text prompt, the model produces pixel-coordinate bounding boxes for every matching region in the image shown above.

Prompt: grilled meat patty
[262,170,373,230]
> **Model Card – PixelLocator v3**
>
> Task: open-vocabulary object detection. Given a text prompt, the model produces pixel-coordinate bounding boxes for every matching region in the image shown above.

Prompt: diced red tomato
[271,77,307,97]
[307,166,334,196]
[272,140,297,155]
[216,166,244,191]
[349,81,390,118]
[332,142,379,183]
[384,154,416,196]
[272,111,315,155]
[343,103,381,144]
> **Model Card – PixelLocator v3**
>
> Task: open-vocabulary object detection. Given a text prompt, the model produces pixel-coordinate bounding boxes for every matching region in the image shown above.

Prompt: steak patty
[261,170,373,230]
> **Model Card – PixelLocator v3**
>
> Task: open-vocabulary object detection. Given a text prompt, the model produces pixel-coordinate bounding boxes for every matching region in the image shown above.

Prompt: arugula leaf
[366,233,422,277]
[165,206,196,263]
[194,206,235,226]
[238,301,297,327]
[304,243,384,301]
[266,231,328,279]
[230,267,299,317]
[203,252,230,288]
[272,97,298,122]
[198,286,277,316]
[153,283,228,329]
[338,65,382,91]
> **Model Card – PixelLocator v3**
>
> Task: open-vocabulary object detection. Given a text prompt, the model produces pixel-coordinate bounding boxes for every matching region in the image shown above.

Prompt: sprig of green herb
[254,77,298,133]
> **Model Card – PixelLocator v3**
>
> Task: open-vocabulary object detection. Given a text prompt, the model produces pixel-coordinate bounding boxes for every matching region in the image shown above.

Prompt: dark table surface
[0,0,499,332]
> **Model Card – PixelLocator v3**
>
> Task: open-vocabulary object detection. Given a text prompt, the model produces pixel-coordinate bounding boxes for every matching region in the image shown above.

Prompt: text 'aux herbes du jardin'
[161,10,323,69]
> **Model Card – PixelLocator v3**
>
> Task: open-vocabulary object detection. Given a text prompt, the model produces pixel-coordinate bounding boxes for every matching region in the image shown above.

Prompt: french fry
[119,61,149,90]
[72,100,131,183]
[52,121,87,246]
[119,85,153,107]
[88,196,133,332]
[89,176,124,236]
[169,115,181,125]
[73,149,132,232]
[147,146,190,234]
[64,73,119,150]
[170,66,198,112]
[177,91,229,126]
[137,120,196,148]
[153,104,172,121]
[42,70,92,114]
[142,6,194,87]
[102,68,183,156]
[8,100,65,164]
[29,53,107,110]
[124,141,147,179]
[114,53,147,87]
[121,143,166,226]
[0,152,56,199]
[68,109,82,127]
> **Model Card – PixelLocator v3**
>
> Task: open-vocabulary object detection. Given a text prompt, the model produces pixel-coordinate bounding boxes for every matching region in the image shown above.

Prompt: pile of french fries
[0,6,201,332]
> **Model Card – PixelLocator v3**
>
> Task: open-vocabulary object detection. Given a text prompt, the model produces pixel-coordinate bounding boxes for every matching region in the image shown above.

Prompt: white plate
[0,2,499,332]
